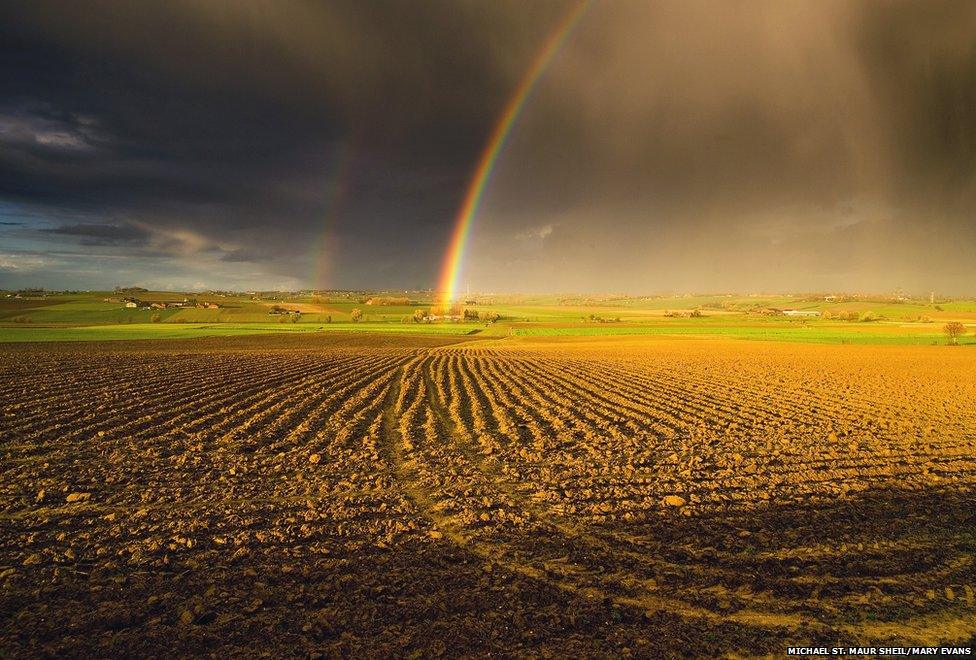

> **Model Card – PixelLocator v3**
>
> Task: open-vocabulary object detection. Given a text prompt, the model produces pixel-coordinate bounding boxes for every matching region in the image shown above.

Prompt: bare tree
[943,321,966,345]
[350,308,363,322]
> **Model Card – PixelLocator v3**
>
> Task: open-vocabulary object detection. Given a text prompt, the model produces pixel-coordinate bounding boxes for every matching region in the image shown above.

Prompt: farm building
[783,309,821,317]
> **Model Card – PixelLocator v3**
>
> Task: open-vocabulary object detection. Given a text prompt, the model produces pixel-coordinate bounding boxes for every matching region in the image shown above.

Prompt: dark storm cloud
[44,222,151,246]
[855,1,976,213]
[0,0,578,289]
[0,0,974,292]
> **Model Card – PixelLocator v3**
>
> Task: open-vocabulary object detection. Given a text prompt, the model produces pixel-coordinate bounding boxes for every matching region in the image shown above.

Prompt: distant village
[107,296,221,311]
[754,308,821,317]
[267,305,301,316]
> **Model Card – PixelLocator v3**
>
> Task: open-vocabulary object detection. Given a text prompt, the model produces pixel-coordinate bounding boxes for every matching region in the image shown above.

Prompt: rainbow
[313,138,355,288]
[436,0,590,304]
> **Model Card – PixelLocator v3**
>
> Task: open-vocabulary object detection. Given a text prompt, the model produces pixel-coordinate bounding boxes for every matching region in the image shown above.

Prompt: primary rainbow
[436,0,590,303]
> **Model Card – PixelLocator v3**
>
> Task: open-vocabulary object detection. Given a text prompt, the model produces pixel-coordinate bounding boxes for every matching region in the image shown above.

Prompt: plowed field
[2,333,975,656]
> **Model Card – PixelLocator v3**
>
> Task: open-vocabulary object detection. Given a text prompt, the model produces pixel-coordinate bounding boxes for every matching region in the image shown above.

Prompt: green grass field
[1,291,973,345]
[508,321,974,345]
[0,322,484,343]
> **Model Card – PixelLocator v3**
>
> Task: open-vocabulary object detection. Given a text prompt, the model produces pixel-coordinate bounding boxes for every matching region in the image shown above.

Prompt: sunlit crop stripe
[436,1,590,303]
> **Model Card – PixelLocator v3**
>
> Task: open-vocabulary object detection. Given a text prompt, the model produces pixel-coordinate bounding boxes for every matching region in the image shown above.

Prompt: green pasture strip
[509,322,971,345]
[0,322,483,343]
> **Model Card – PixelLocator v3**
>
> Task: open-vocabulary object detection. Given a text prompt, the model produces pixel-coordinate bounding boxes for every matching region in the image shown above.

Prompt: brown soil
[1,334,974,657]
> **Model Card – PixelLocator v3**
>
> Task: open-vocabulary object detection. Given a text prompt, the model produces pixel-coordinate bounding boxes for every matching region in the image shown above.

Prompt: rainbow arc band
[436,1,590,303]
[313,138,355,288]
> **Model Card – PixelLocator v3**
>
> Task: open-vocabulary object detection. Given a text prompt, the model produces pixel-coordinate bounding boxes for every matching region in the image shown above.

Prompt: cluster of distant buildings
[111,297,220,311]
[755,308,821,317]
[267,306,301,315]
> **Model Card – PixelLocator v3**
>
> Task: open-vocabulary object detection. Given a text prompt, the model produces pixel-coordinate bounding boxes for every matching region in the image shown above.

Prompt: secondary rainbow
[312,138,356,288]
[436,0,590,304]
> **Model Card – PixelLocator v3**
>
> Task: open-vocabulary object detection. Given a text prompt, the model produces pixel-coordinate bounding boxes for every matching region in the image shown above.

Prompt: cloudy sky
[1,0,975,294]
